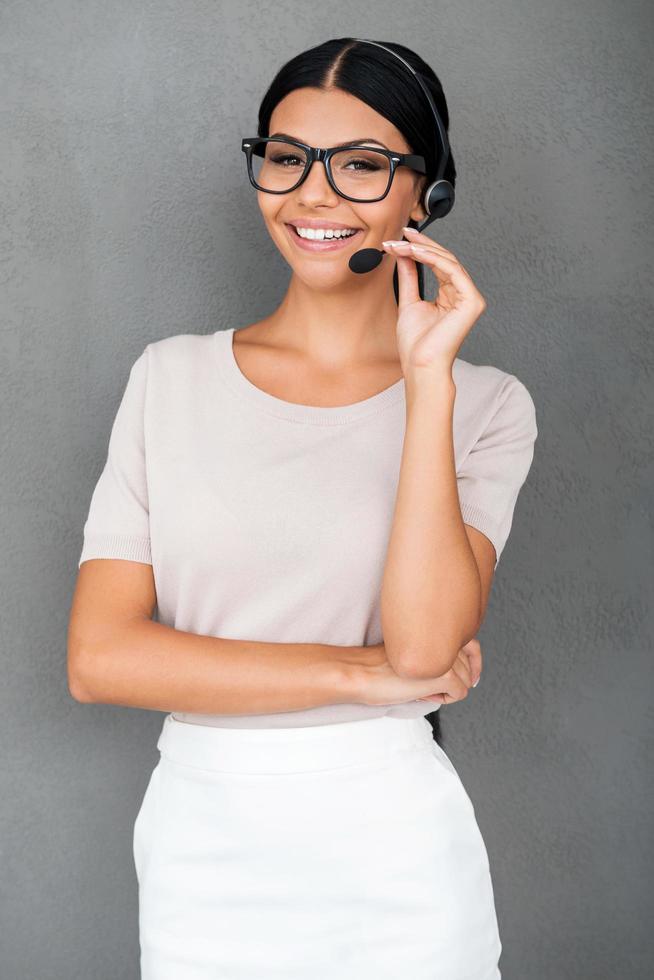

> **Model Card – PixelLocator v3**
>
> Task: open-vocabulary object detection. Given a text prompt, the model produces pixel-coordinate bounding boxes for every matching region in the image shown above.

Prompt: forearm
[72,618,366,714]
[381,373,481,678]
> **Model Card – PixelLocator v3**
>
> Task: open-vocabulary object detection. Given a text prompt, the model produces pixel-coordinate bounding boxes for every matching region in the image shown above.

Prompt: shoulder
[452,355,537,438]
[138,331,218,384]
[145,331,216,364]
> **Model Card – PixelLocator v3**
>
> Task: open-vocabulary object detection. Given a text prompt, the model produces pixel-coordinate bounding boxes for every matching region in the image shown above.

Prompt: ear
[409,175,428,223]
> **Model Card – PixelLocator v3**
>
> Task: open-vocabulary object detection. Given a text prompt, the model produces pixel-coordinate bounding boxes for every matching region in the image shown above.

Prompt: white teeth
[294,226,358,241]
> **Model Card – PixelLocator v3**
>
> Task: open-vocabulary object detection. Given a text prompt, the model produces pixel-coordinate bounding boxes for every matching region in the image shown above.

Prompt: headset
[347,38,455,274]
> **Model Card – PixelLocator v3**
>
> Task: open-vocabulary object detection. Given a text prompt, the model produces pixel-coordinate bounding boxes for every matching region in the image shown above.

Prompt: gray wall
[2,1,652,977]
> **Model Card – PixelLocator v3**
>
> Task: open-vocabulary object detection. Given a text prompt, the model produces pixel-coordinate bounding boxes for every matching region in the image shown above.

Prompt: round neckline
[214,327,405,425]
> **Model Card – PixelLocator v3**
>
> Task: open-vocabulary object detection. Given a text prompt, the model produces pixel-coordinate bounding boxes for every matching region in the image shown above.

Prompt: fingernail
[472,678,480,687]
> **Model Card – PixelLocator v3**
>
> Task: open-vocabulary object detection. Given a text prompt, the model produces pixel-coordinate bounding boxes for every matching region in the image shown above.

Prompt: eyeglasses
[241,136,427,204]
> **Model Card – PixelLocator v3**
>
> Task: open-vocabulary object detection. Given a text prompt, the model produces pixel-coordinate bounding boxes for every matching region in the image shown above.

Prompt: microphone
[348,245,386,274]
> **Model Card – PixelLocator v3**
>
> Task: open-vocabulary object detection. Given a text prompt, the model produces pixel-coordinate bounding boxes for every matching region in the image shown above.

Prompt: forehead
[268,87,411,153]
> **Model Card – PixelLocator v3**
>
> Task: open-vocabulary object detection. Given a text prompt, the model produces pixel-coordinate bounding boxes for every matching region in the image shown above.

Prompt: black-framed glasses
[241,136,427,204]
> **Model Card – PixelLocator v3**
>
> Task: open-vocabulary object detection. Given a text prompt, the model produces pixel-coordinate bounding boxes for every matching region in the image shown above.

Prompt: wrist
[333,646,383,706]
[404,368,456,406]
[334,660,368,705]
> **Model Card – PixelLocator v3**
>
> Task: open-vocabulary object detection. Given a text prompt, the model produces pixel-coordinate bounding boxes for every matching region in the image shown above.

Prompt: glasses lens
[250,140,309,192]
[248,141,392,200]
[330,147,391,201]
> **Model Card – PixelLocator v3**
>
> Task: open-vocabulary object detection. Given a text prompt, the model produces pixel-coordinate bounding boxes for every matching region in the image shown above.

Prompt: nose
[294,158,340,206]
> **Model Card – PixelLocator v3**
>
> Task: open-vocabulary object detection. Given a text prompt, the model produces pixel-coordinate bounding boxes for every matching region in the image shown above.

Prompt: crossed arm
[67,520,491,714]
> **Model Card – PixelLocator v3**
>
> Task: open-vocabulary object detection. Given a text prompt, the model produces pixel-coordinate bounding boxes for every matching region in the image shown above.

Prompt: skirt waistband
[156,712,435,774]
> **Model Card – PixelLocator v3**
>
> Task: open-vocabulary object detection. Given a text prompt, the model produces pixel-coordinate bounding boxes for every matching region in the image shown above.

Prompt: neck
[263,272,401,370]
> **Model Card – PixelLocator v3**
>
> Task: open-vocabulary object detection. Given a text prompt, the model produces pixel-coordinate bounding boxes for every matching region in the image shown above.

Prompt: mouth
[284,223,364,253]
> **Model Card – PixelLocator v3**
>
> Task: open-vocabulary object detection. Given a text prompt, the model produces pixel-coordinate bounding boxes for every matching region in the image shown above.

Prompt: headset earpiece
[423,179,455,221]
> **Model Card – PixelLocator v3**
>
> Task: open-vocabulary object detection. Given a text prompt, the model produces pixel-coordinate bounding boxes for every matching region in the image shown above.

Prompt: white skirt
[133,712,502,979]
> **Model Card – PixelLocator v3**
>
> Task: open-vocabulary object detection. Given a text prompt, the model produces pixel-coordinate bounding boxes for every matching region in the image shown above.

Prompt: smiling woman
[71,35,538,980]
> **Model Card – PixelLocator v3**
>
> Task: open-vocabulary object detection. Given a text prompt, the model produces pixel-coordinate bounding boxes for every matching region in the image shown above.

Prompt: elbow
[68,673,94,703]
[67,644,96,703]
[391,647,456,681]
[390,627,479,680]
[383,614,481,681]
[69,679,93,703]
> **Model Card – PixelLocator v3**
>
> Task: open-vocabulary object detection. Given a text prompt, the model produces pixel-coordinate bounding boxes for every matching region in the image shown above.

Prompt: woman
[69,37,537,979]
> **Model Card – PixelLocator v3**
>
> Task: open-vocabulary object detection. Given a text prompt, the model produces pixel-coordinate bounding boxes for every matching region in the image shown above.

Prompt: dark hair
[256,37,457,312]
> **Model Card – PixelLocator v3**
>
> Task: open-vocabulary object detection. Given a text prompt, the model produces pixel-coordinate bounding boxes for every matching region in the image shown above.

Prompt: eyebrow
[270,132,391,150]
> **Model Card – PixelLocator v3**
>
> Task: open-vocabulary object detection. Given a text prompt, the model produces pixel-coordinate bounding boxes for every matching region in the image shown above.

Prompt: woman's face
[255,87,427,292]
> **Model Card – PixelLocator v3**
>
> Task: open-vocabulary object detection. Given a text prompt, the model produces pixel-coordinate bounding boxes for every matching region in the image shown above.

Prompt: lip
[287,218,364,230]
[285,223,364,252]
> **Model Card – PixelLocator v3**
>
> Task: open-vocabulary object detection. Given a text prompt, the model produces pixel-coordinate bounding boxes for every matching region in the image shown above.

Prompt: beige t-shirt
[78,328,538,728]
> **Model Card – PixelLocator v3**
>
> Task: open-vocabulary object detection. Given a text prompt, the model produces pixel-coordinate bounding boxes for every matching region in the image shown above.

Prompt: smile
[285,224,364,252]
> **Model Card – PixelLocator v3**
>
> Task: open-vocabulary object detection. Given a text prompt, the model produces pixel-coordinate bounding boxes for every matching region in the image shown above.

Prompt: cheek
[359,186,410,235]
[258,209,287,248]
[386,175,419,217]
[257,192,280,226]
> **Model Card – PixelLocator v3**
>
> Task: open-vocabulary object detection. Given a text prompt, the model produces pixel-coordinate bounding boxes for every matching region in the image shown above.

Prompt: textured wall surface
[2,1,652,977]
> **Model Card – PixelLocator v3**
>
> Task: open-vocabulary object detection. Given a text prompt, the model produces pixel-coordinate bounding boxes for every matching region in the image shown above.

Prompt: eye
[270,153,304,168]
[344,157,380,172]
[331,148,387,174]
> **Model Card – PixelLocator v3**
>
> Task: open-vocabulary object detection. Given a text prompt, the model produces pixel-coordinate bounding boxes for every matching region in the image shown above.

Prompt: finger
[407,245,475,292]
[450,653,473,691]
[410,246,486,317]
[463,646,482,686]
[401,230,478,285]
[450,665,471,697]
[462,637,483,685]
[401,226,461,262]
[381,243,421,310]
[438,663,468,703]
[444,670,469,702]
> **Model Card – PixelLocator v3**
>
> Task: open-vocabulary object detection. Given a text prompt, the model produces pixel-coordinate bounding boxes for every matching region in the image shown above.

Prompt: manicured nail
[472,678,480,687]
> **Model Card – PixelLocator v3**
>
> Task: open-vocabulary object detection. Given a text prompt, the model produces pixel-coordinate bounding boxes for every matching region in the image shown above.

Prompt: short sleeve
[78,346,152,567]
[457,376,538,569]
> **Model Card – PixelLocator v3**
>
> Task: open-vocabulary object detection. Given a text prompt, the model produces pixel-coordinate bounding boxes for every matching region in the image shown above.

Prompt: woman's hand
[415,637,482,704]
[381,226,487,380]
[355,638,483,708]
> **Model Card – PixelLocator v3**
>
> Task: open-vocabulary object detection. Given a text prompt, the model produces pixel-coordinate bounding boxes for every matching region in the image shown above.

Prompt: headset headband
[350,38,450,183]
